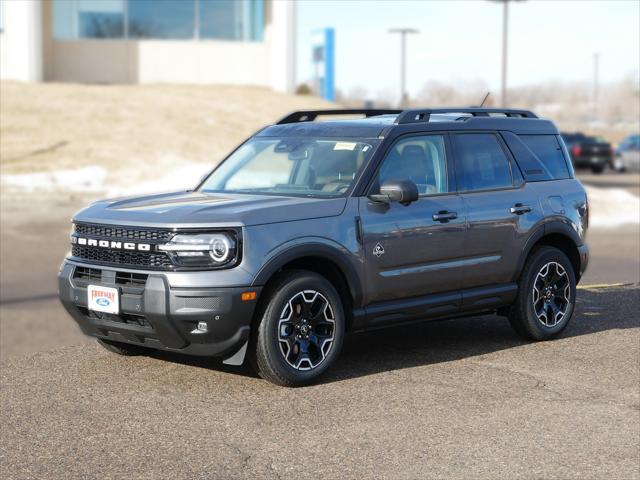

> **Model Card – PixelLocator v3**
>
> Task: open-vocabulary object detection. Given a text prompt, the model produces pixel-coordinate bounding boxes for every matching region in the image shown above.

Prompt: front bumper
[58,261,260,358]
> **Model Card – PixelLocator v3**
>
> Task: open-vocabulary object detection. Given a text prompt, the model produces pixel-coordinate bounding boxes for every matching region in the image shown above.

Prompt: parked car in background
[613,134,640,172]
[561,132,613,174]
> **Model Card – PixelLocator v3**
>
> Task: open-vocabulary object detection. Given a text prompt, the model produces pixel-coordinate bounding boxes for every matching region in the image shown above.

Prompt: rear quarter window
[519,135,571,179]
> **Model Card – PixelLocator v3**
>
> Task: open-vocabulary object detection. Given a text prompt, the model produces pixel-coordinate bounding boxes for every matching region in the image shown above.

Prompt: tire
[252,270,345,387]
[612,156,626,173]
[97,338,150,356]
[509,246,577,341]
[590,164,605,174]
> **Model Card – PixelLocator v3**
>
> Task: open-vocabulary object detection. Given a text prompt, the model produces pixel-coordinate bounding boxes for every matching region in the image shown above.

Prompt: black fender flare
[251,239,364,308]
[513,219,583,281]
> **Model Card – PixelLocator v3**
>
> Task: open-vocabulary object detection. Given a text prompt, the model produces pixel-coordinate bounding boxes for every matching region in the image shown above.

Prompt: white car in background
[613,134,640,172]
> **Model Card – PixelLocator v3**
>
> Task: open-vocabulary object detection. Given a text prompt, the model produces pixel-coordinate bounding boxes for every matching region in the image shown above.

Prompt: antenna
[479,92,490,107]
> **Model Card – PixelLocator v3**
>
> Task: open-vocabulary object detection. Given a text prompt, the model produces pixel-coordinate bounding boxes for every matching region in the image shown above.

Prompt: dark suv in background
[59,108,589,386]
[561,132,613,173]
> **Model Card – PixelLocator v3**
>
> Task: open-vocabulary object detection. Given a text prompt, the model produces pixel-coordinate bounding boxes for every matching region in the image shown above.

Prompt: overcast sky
[296,0,640,100]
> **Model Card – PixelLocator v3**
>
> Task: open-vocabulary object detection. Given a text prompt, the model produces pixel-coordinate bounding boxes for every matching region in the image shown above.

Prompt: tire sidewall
[520,248,577,339]
[257,272,345,385]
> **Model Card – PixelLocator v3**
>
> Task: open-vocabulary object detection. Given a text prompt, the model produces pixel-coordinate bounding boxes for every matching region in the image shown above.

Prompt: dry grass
[0,82,332,183]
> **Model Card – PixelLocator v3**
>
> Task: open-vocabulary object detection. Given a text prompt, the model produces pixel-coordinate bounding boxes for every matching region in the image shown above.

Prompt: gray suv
[58,108,589,386]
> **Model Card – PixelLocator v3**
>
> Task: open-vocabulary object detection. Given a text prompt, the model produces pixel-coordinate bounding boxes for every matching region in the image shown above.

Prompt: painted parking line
[578,282,637,290]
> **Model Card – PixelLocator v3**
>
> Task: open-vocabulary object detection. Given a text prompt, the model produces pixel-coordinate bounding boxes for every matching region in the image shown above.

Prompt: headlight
[158,232,238,268]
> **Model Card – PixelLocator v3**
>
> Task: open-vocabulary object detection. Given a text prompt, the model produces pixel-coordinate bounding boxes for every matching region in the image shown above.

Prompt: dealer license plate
[87,285,119,314]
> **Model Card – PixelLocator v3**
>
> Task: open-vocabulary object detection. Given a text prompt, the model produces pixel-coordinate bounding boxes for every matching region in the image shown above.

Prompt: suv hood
[73,191,348,228]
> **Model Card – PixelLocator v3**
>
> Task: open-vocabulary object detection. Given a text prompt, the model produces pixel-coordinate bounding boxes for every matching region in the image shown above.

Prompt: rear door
[358,133,466,305]
[451,132,542,289]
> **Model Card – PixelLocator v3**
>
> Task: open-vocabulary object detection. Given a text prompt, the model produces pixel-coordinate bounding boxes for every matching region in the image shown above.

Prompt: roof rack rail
[276,109,402,125]
[395,108,537,124]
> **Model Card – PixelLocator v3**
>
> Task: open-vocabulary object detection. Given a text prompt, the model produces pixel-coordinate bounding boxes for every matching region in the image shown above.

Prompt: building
[0,0,296,92]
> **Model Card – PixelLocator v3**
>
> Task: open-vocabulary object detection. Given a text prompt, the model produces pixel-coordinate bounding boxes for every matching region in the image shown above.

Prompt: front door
[359,133,467,305]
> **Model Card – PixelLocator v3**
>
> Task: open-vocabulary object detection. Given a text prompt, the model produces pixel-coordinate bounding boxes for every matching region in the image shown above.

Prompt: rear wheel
[97,338,150,356]
[252,270,345,387]
[612,156,626,172]
[509,247,576,341]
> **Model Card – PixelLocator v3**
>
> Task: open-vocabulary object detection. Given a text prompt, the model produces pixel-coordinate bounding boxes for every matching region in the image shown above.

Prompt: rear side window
[453,134,513,191]
[519,135,570,179]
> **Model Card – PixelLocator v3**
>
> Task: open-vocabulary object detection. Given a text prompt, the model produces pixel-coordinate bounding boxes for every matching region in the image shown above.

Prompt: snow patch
[106,163,212,197]
[1,166,108,193]
[3,165,638,231]
[585,186,640,229]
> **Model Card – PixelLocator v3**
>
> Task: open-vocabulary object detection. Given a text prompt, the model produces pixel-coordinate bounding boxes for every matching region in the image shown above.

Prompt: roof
[257,108,559,138]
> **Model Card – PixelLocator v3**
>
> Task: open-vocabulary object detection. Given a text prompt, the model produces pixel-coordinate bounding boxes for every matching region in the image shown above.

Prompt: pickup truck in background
[561,132,613,174]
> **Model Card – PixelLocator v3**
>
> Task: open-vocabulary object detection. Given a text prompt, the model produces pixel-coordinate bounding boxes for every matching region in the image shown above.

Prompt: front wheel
[252,270,345,387]
[509,247,577,341]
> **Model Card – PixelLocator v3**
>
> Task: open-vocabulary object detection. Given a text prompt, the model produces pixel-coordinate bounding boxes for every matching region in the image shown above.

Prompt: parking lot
[1,173,638,479]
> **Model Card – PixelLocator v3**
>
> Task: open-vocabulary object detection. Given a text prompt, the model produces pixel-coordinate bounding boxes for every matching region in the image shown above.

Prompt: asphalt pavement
[1,285,638,479]
[1,173,638,479]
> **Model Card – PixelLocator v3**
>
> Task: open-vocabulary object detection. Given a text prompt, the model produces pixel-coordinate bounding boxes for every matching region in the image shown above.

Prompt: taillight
[571,145,582,156]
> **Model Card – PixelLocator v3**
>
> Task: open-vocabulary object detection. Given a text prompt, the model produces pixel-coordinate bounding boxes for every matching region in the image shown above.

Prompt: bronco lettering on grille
[72,236,151,251]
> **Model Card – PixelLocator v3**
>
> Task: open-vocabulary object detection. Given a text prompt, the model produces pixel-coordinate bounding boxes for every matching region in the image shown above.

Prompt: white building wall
[1,0,294,92]
[267,0,296,93]
[48,40,270,86]
[0,0,43,81]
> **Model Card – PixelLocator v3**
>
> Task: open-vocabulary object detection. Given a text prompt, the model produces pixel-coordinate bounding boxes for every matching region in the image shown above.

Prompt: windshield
[200,137,379,197]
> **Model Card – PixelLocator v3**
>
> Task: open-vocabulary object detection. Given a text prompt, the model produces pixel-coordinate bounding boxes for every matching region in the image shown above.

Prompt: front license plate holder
[87,285,119,314]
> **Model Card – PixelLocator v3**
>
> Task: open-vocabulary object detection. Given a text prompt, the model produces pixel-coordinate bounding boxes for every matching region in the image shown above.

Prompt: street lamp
[388,28,419,107]
[593,52,599,120]
[489,0,525,107]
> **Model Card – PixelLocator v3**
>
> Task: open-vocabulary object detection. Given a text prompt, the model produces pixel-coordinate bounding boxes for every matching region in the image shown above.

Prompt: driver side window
[377,135,448,196]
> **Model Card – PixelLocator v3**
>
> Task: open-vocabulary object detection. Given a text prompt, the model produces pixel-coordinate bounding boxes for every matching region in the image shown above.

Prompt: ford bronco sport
[58,108,589,387]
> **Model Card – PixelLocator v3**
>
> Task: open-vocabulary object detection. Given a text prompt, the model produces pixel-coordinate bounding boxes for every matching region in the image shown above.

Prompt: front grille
[72,245,172,269]
[73,266,102,282]
[115,271,149,287]
[74,223,174,241]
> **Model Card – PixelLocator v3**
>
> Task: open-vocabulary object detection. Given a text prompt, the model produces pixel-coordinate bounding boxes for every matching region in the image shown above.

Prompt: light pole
[489,0,524,107]
[593,52,599,120]
[388,28,419,107]
[501,1,509,107]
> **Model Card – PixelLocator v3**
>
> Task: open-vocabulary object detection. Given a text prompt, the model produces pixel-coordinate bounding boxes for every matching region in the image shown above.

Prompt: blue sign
[312,28,335,101]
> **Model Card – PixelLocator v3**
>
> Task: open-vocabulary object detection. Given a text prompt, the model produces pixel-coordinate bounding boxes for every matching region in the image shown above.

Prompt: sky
[296,0,640,101]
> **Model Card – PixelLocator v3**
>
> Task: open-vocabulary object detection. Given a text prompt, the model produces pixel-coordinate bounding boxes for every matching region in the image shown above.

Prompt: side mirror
[369,179,419,206]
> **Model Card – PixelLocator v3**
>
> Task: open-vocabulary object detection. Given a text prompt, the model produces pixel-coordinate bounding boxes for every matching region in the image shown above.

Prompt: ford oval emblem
[96,298,110,307]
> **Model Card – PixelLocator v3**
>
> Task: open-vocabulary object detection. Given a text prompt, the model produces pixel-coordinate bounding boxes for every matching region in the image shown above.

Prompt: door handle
[510,204,532,215]
[432,210,457,222]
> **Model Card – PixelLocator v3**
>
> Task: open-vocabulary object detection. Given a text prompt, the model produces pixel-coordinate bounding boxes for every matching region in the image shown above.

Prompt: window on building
[127,0,194,39]
[199,0,240,40]
[519,135,571,179]
[54,0,125,39]
[53,0,264,41]
[199,0,263,41]
[453,134,514,191]
[376,135,449,196]
[0,0,5,34]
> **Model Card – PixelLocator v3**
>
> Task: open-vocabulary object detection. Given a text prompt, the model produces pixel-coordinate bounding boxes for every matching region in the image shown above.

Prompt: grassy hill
[0,82,333,191]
